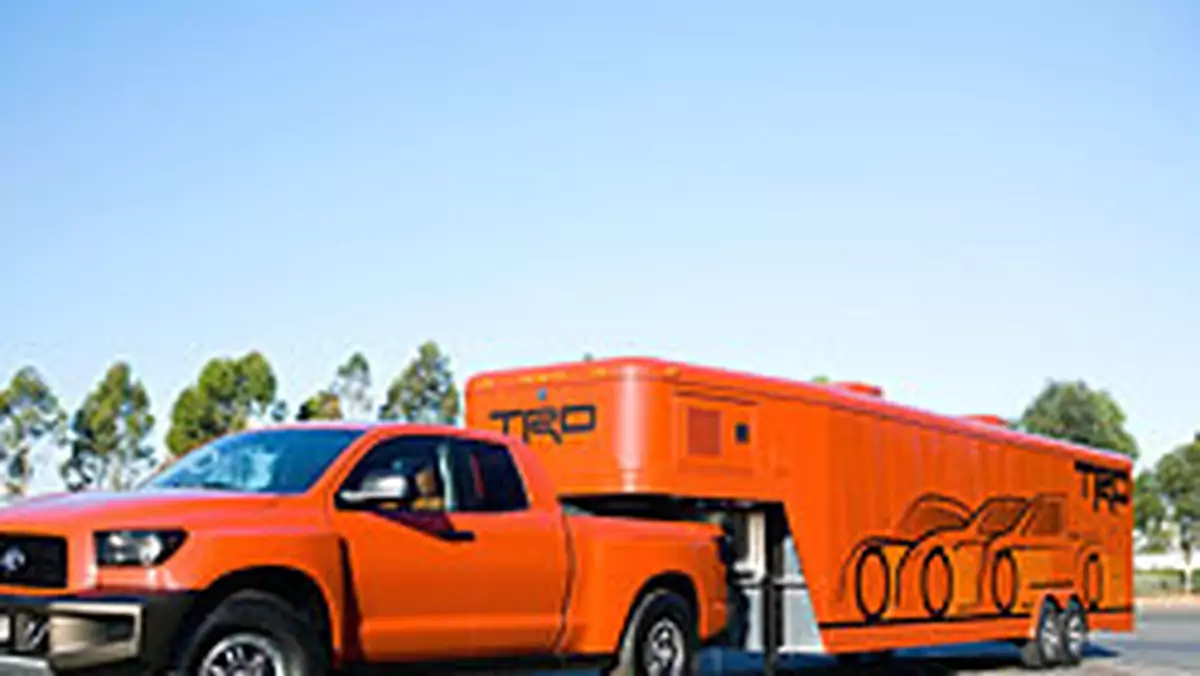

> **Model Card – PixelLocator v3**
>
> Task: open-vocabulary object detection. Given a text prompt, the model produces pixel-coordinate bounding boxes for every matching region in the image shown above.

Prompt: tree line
[0,353,1195,572]
[0,340,460,495]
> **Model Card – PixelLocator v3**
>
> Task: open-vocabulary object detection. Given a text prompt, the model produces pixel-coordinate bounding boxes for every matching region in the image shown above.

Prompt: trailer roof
[466,355,1134,468]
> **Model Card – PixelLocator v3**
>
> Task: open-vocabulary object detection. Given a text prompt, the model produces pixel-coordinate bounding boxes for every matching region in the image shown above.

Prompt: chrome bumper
[0,593,192,674]
[0,655,53,675]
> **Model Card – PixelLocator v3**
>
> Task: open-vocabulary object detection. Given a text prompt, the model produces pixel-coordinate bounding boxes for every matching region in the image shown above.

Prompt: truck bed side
[555,512,728,656]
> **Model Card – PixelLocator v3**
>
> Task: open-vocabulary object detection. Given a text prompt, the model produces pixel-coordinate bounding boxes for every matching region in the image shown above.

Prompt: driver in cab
[360,462,446,512]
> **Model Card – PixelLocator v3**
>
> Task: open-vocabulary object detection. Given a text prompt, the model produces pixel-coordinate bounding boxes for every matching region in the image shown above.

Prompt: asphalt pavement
[528,606,1199,675]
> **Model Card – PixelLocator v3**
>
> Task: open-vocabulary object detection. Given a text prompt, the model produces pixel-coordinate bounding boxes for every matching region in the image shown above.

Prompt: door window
[339,434,530,514]
[339,435,452,512]
[448,438,530,513]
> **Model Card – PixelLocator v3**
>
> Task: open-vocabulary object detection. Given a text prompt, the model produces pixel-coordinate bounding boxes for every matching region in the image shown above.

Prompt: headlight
[94,530,187,567]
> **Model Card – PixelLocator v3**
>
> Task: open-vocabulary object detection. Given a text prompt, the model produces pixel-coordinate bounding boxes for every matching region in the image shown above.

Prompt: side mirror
[339,473,411,508]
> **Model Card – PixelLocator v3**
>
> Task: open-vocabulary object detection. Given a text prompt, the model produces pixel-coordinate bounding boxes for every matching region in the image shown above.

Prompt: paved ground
[527,606,1199,675]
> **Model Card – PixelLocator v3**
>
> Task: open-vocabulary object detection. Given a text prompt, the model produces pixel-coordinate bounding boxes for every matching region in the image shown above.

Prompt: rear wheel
[1018,599,1063,670]
[607,589,698,676]
[1061,599,1088,666]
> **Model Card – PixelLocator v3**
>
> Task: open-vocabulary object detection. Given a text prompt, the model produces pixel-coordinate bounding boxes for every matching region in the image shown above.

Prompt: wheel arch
[613,571,700,651]
[168,565,337,670]
[1026,591,1063,639]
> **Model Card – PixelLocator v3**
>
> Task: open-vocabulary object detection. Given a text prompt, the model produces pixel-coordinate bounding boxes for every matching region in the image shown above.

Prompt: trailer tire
[1061,599,1088,666]
[1018,598,1063,670]
[607,589,698,676]
[178,589,326,676]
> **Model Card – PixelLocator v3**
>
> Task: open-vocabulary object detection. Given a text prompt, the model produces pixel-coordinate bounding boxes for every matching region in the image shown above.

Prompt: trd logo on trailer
[1074,460,1131,514]
[489,404,597,444]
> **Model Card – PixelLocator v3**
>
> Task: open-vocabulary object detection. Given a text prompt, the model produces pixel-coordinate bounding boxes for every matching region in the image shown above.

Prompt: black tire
[1018,599,1063,670]
[178,589,326,676]
[1060,599,1088,666]
[607,589,698,676]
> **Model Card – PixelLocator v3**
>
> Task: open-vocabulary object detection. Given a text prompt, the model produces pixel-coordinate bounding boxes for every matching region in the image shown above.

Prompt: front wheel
[607,589,698,676]
[179,590,326,676]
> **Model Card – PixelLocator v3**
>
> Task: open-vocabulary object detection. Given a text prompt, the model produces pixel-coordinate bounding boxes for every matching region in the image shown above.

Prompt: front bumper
[0,592,193,674]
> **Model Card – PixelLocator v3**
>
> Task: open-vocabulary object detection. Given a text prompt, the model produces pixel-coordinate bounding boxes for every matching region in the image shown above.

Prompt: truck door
[442,436,571,657]
[331,433,480,662]
[331,432,570,662]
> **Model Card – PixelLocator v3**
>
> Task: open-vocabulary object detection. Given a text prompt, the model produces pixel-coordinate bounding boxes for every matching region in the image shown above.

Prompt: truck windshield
[141,428,367,494]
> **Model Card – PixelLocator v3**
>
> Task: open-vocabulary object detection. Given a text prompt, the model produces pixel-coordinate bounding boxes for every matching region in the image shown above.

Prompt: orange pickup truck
[0,423,728,675]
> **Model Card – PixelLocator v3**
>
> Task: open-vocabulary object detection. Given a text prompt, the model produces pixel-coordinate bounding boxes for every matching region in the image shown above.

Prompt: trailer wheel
[1060,599,1088,666]
[608,588,698,676]
[179,589,326,676]
[1018,598,1064,670]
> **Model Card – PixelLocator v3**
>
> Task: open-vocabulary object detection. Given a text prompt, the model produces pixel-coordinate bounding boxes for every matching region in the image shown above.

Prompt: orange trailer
[465,356,1135,672]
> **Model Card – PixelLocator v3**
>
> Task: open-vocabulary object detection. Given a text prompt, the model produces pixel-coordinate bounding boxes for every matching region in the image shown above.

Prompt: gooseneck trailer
[465,356,1135,672]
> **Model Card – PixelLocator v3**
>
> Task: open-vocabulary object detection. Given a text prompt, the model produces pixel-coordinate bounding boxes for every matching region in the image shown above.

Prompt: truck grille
[0,535,67,589]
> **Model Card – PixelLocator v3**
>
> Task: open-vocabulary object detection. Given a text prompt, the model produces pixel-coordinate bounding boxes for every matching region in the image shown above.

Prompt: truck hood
[0,489,286,530]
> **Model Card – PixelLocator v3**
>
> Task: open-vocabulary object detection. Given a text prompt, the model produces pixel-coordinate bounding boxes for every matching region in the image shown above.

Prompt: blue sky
[2,1,1198,493]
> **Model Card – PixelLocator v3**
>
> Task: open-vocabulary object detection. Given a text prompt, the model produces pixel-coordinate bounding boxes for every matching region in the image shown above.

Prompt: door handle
[437,529,475,542]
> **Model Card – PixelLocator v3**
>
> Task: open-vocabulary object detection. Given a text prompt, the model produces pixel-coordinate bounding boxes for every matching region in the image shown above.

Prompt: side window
[450,439,530,513]
[339,435,451,512]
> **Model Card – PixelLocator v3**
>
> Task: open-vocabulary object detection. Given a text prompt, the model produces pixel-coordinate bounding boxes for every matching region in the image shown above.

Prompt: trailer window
[735,422,751,444]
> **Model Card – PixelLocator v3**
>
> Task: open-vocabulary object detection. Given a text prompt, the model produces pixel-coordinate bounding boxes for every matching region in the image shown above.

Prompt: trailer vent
[687,407,722,456]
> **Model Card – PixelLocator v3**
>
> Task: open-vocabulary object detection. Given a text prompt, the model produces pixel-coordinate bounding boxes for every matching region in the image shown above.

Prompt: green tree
[295,352,373,422]
[60,362,156,492]
[811,375,831,384]
[165,351,286,456]
[297,390,342,421]
[1134,469,1170,553]
[379,341,460,424]
[1155,435,1200,594]
[0,367,67,497]
[333,352,372,419]
[1017,380,1138,459]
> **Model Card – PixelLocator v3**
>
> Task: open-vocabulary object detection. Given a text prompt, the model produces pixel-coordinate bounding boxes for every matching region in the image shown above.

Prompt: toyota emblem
[0,546,26,574]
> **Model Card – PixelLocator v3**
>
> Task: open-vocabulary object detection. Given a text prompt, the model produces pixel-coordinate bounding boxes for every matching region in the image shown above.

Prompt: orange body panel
[556,515,727,654]
[465,357,1135,654]
[0,421,726,669]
